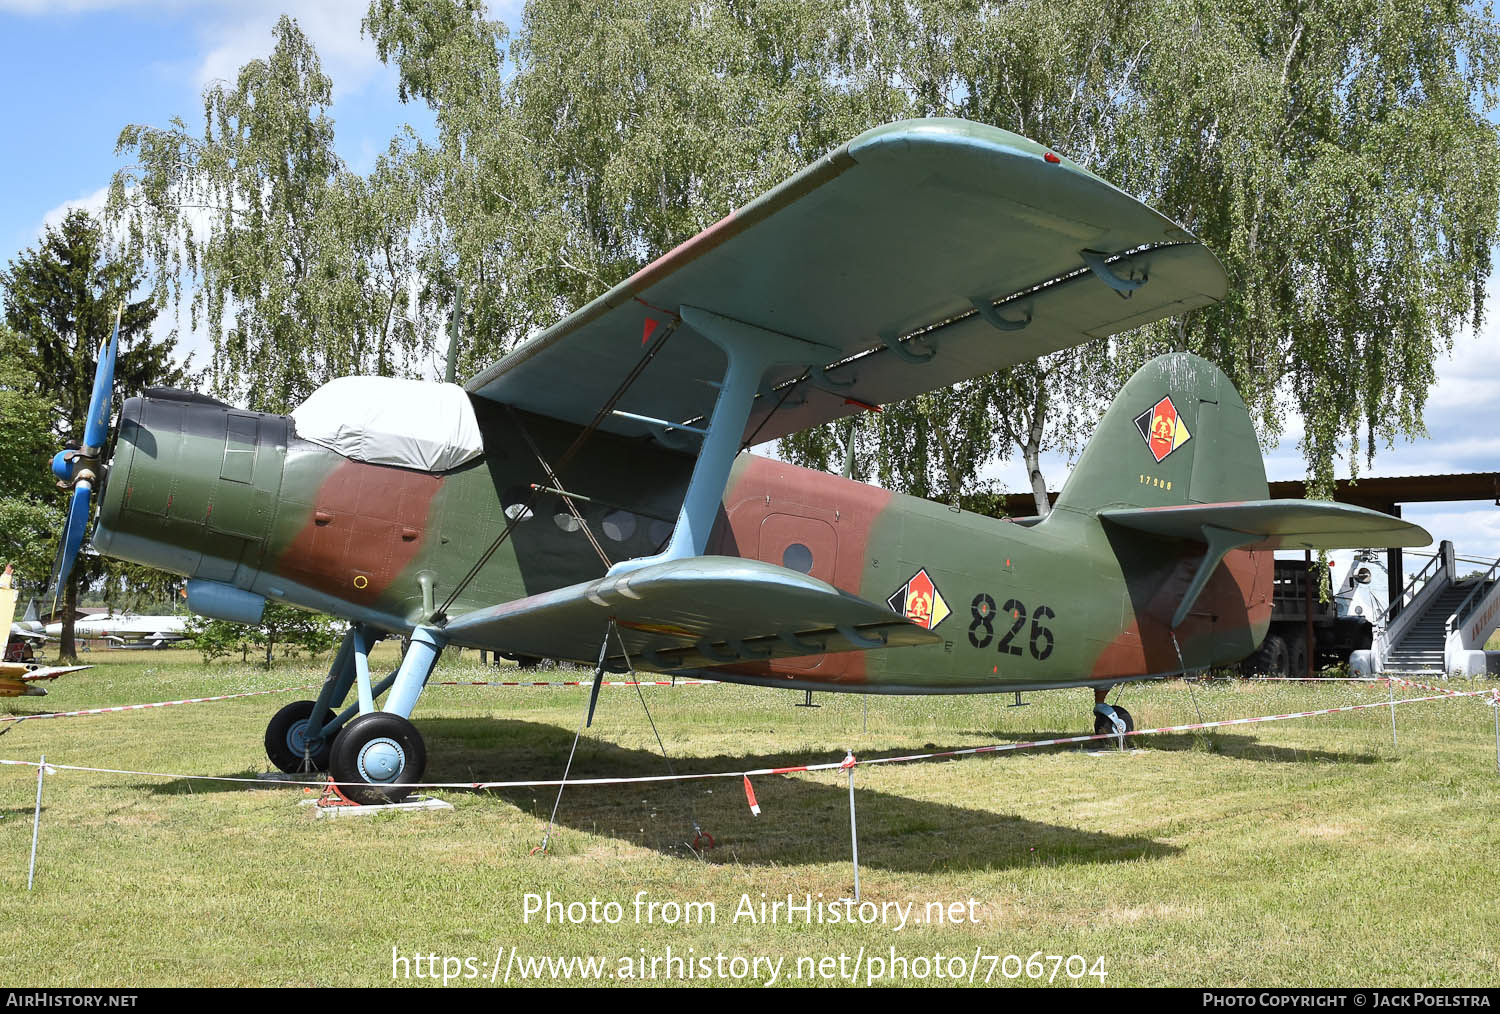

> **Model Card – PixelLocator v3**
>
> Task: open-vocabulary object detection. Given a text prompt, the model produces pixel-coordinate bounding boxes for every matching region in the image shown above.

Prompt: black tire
[265,700,336,773]
[328,711,427,805]
[1244,634,1290,677]
[1287,635,1310,678]
[1093,704,1135,736]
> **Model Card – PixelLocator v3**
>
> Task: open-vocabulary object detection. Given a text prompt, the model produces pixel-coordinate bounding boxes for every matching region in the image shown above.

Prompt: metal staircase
[1367,541,1500,676]
[1382,582,1475,674]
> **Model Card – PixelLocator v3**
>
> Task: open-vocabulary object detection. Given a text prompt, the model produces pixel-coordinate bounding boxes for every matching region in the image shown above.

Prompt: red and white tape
[3,684,1492,798]
[0,684,317,724]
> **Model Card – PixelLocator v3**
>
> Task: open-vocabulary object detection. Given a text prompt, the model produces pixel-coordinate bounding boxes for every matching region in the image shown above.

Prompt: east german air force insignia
[888,568,950,630]
[1134,395,1191,463]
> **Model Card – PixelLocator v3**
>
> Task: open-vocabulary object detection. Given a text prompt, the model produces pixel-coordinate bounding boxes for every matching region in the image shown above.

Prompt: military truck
[1242,552,1382,675]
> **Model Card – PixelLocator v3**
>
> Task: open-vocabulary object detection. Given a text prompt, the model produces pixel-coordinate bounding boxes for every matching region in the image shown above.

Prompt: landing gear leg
[1091,687,1134,748]
[329,625,446,804]
[265,627,359,773]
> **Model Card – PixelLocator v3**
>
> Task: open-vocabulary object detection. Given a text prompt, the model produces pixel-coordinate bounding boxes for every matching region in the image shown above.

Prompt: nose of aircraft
[93,390,290,586]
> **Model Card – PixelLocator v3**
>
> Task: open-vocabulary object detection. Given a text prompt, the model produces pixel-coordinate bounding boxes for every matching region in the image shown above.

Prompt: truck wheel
[1245,635,1290,677]
[1287,636,1310,678]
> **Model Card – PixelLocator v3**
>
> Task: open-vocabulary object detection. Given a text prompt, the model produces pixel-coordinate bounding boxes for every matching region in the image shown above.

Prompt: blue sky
[3,1,1496,565]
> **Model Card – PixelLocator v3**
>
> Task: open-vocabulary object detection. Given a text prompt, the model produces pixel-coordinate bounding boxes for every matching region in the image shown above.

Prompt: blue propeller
[45,304,121,614]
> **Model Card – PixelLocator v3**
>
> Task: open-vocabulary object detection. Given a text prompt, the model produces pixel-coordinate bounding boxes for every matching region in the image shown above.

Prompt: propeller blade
[80,304,121,455]
[45,480,93,616]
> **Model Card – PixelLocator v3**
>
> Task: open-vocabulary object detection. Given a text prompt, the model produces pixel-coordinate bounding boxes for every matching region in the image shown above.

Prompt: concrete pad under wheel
[303,795,454,819]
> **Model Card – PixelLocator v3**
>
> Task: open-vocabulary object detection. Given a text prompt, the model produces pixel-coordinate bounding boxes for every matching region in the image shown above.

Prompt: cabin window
[553,511,582,533]
[602,510,637,542]
[501,487,534,522]
[782,543,814,574]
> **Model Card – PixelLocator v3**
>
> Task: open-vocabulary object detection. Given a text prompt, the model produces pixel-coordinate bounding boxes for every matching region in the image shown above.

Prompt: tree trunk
[59,580,79,662]
[1026,440,1051,516]
[1026,381,1051,516]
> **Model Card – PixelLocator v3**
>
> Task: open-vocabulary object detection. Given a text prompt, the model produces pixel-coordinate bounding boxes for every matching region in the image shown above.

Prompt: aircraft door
[758,512,838,671]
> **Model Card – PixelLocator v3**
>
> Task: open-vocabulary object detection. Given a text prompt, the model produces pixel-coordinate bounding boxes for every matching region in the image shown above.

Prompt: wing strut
[609,306,840,576]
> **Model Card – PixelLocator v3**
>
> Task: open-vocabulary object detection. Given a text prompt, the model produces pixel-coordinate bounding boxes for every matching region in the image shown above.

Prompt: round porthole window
[553,511,582,533]
[782,542,813,574]
[501,486,534,522]
[602,509,637,542]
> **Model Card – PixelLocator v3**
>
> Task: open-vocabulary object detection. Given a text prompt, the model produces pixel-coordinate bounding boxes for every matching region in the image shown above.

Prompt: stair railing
[1373,541,1452,665]
[1446,552,1500,638]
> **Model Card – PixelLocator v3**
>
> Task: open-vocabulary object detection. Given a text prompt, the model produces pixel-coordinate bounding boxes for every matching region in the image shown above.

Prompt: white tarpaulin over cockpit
[290,376,485,473]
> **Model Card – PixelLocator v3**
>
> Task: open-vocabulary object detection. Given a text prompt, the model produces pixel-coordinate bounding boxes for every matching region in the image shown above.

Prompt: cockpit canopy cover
[290,376,484,473]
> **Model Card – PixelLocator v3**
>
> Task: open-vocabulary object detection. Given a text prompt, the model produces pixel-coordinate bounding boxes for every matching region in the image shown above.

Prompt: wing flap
[1099,500,1432,549]
[466,118,1226,446]
[442,556,938,671]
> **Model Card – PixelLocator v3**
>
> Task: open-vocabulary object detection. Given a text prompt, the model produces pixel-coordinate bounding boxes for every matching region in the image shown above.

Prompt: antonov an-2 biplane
[45,119,1428,802]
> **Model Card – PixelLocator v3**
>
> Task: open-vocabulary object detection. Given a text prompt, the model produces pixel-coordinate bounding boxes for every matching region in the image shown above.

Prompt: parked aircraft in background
[41,611,191,648]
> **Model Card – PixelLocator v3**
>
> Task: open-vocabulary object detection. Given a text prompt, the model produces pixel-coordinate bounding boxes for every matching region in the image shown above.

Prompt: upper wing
[442,556,938,671]
[466,118,1227,446]
[1100,500,1432,549]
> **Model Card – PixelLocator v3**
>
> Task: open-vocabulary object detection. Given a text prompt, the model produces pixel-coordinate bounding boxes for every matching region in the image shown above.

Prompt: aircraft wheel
[329,712,427,805]
[1093,704,1134,736]
[265,700,335,773]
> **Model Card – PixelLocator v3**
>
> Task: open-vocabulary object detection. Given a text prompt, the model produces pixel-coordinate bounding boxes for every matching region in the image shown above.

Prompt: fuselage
[42,614,189,643]
[94,389,1271,692]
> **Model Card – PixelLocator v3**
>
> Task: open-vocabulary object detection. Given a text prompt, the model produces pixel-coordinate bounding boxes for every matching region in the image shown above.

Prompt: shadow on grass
[134,716,1179,872]
[124,715,1183,871]
[956,728,1383,765]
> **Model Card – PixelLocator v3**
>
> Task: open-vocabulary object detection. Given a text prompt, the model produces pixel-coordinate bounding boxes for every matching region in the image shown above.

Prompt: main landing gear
[263,623,446,804]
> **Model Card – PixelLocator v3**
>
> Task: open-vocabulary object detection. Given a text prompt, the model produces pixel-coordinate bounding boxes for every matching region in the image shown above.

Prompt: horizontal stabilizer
[1100,500,1431,550]
[442,557,938,671]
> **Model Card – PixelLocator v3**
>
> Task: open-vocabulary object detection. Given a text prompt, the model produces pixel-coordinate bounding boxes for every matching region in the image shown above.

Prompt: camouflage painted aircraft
[46,119,1428,802]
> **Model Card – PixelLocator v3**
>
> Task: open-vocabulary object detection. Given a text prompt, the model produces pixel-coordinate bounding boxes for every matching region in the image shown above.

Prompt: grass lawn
[1,647,1497,987]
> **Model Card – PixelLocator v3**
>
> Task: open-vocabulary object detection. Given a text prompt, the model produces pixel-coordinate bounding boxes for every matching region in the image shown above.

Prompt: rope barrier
[2,684,1492,794]
[0,684,318,724]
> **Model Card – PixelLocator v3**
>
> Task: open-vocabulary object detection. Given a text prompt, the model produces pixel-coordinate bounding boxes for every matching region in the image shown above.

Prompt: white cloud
[35,184,112,237]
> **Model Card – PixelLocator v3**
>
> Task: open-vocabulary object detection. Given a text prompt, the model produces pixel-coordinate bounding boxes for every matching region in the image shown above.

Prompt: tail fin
[1052,352,1267,514]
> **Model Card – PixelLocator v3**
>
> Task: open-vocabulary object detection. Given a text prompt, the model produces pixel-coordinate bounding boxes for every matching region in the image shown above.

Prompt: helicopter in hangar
[45,119,1427,803]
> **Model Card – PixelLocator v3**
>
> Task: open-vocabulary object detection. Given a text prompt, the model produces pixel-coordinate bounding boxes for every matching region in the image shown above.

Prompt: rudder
[1052,353,1267,514]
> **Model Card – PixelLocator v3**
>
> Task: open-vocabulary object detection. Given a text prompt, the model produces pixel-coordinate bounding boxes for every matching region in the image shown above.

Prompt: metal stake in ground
[842,750,860,902]
[534,624,613,856]
[27,754,44,890]
[1388,677,1399,749]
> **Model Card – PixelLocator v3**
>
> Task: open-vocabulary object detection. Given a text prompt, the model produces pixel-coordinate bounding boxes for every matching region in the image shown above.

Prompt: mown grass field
[1,646,1497,988]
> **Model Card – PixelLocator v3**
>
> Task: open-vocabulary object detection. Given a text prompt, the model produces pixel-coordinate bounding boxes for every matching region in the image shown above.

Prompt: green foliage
[187,601,342,668]
[0,213,187,634]
[111,1,1500,504]
[112,16,430,412]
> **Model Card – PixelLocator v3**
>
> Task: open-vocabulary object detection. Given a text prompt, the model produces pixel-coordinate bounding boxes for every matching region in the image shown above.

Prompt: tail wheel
[1093,705,1134,736]
[329,712,427,805]
[265,700,335,773]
